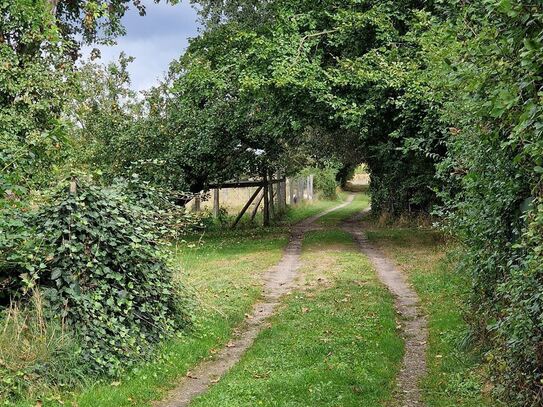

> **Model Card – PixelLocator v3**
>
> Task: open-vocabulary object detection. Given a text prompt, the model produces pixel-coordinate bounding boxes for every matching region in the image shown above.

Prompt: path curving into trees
[155,197,354,407]
[155,194,429,406]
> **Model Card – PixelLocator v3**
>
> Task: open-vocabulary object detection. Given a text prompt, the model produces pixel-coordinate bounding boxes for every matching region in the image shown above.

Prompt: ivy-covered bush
[21,178,191,375]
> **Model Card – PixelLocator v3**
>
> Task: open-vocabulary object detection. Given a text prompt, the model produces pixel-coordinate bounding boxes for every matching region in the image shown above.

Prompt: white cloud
[82,0,200,91]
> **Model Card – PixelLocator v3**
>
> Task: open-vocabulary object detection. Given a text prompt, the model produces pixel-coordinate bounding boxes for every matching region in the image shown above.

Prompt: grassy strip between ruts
[6,198,343,407]
[364,224,501,407]
[315,192,370,227]
[190,229,403,407]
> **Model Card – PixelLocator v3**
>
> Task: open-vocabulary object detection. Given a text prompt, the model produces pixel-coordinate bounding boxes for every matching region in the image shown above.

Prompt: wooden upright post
[213,188,220,217]
[282,180,287,208]
[276,175,283,212]
[268,171,275,219]
[277,173,286,212]
[263,174,270,226]
[192,195,201,212]
[289,178,294,205]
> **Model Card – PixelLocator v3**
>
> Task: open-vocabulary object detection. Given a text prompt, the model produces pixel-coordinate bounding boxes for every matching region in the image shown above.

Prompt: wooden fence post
[289,178,294,205]
[192,195,201,212]
[268,172,275,219]
[308,175,314,200]
[70,177,77,194]
[213,188,220,217]
[278,176,286,212]
[263,175,270,226]
[276,173,282,212]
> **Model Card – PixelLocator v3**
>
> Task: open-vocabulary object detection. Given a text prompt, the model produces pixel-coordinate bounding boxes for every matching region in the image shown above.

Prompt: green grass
[8,193,490,407]
[191,229,403,407]
[6,199,342,407]
[282,196,346,224]
[364,226,496,407]
[315,192,370,226]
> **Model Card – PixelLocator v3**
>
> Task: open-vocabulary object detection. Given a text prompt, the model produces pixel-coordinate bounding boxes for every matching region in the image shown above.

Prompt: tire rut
[154,197,354,407]
[342,205,428,407]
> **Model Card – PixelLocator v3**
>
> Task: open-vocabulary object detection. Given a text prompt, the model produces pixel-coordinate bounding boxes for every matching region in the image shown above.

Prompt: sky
[83,0,200,91]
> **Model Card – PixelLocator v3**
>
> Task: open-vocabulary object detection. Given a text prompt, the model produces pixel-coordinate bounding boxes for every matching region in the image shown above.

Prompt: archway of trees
[2,0,543,405]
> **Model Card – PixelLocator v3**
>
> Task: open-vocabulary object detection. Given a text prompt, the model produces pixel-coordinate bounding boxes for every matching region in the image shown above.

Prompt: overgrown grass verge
[3,198,343,407]
[190,229,402,406]
[364,225,498,407]
[0,293,86,403]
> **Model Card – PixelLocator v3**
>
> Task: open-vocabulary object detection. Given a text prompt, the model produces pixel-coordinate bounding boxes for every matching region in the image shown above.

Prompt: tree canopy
[1,0,543,404]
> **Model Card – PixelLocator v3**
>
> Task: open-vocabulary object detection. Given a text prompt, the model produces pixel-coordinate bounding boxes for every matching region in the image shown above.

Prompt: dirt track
[155,198,354,407]
[343,208,428,407]
[156,195,428,407]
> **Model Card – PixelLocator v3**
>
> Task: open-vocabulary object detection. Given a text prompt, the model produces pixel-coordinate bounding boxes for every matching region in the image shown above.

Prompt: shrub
[425,2,543,404]
[0,205,34,306]
[20,178,190,375]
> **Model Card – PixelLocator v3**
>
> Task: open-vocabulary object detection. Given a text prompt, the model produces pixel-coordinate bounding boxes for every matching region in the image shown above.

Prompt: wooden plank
[208,178,284,189]
[231,186,263,228]
[268,171,275,219]
[192,195,201,212]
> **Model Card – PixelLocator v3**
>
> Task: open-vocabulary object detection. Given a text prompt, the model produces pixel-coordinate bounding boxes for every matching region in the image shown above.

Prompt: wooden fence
[189,174,314,228]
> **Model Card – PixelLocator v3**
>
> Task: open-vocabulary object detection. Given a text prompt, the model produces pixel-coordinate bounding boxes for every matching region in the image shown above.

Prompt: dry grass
[187,180,316,215]
[0,292,84,402]
[197,187,262,214]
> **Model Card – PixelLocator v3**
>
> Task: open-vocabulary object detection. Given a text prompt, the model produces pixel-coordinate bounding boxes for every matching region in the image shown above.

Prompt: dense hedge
[426,2,543,404]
